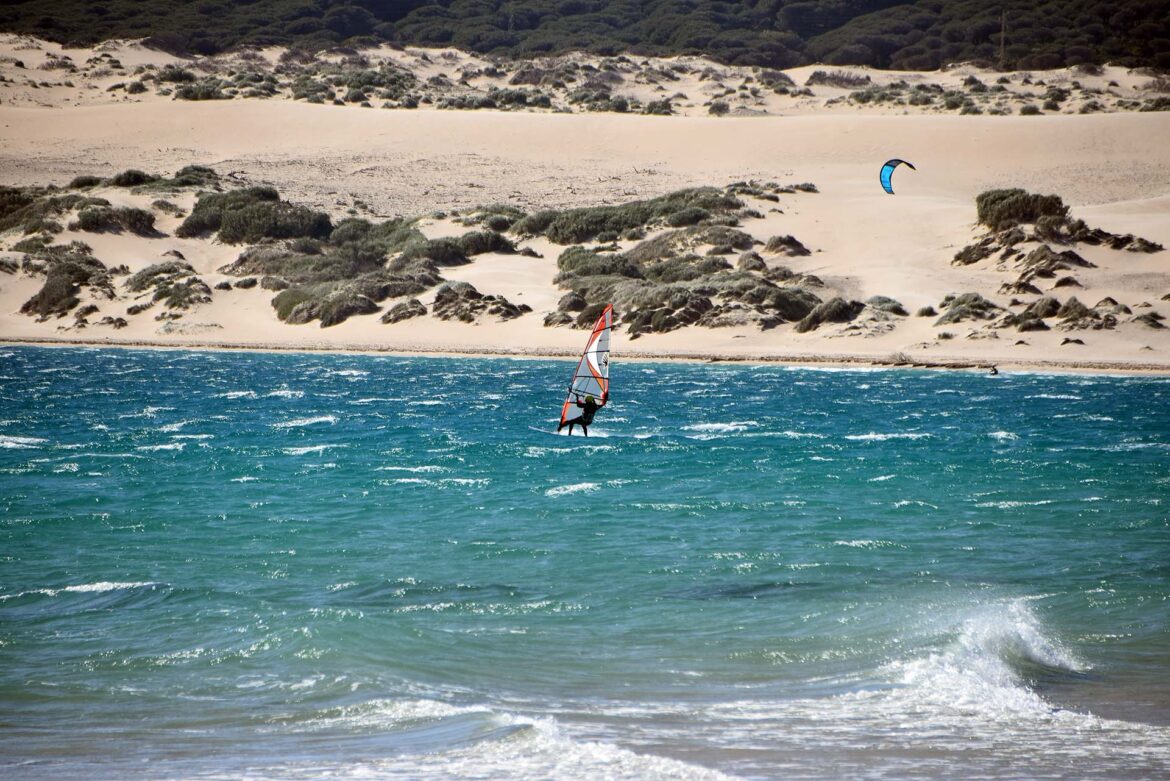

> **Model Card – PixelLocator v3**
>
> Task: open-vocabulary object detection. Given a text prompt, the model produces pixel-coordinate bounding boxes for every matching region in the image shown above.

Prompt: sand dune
[1,36,1168,373]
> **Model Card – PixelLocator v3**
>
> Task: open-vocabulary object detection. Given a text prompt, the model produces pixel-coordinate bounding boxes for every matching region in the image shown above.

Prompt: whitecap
[215,390,257,399]
[833,539,900,549]
[975,499,1055,509]
[272,415,337,429]
[844,432,931,441]
[1,581,160,600]
[266,389,304,398]
[988,431,1019,441]
[682,421,757,434]
[0,435,48,449]
[545,482,600,497]
[283,444,344,456]
[136,442,185,452]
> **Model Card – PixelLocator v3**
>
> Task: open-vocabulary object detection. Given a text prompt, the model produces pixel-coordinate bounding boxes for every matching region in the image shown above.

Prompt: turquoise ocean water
[1,345,1168,780]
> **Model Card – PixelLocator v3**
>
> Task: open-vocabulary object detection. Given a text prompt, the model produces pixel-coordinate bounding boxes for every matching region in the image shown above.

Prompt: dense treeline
[2,0,1167,70]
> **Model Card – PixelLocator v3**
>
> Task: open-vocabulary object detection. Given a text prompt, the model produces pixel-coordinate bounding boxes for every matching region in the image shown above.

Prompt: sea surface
[1,345,1168,780]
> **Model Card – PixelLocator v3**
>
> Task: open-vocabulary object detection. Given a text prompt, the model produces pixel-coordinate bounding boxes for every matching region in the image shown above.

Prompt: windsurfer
[558,392,607,436]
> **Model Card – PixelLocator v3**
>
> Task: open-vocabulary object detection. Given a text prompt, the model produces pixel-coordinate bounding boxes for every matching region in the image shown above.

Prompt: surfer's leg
[581,424,588,437]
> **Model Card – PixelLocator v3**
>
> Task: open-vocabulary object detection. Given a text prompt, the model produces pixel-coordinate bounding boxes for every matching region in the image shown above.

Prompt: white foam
[833,539,900,549]
[683,421,757,434]
[1,581,160,600]
[215,390,257,399]
[893,499,939,509]
[844,432,931,441]
[136,442,185,452]
[975,499,1055,509]
[989,430,1019,441]
[283,444,344,456]
[545,482,600,497]
[292,698,737,781]
[266,389,304,398]
[0,435,47,449]
[272,415,338,429]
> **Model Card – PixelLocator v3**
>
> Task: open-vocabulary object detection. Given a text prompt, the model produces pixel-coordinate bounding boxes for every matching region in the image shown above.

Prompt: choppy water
[1,346,1168,780]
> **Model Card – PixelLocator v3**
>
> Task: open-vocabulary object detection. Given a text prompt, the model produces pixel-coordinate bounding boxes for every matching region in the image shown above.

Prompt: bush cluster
[513,187,742,245]
[976,189,1069,231]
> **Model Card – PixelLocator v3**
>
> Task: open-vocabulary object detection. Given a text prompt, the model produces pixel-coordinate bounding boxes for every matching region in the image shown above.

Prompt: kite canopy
[880,159,916,194]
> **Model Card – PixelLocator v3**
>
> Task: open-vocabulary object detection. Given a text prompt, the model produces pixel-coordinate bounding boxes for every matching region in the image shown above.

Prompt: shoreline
[6,335,1170,376]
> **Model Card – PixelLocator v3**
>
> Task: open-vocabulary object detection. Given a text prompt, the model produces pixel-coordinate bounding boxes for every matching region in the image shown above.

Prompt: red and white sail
[560,305,612,426]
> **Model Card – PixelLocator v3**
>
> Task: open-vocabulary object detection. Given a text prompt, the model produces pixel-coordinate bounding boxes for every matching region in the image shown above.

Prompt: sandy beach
[2,35,1169,372]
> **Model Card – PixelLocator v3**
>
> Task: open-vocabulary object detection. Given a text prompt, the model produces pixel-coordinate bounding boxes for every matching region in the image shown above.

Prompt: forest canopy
[2,0,1167,70]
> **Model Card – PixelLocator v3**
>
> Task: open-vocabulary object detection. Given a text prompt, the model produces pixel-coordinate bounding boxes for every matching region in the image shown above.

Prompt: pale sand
[1,37,1168,373]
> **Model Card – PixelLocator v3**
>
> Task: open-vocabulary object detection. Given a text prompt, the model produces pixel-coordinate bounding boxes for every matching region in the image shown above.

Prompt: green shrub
[976,189,1068,230]
[555,246,643,281]
[530,188,741,245]
[511,210,558,236]
[175,80,229,100]
[1020,104,1041,115]
[125,261,196,292]
[111,169,158,187]
[329,218,373,245]
[157,65,196,84]
[805,70,870,88]
[272,286,318,321]
[708,100,730,116]
[116,207,156,235]
[73,206,118,232]
[217,202,333,244]
[644,254,730,283]
[154,165,220,189]
[69,175,103,188]
[643,99,673,115]
[126,81,148,94]
[20,253,108,320]
[457,230,516,255]
[665,207,710,227]
[12,236,50,254]
[397,237,468,266]
[72,206,154,235]
[176,187,280,237]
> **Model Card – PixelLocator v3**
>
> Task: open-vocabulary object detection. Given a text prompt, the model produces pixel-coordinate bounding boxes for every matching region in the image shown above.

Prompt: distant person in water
[558,392,607,436]
[989,365,999,376]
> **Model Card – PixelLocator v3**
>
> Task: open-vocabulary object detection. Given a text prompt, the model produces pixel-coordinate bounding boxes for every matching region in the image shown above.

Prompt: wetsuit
[559,395,604,436]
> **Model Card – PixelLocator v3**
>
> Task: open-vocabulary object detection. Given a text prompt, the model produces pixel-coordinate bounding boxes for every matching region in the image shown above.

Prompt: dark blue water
[1,346,1168,780]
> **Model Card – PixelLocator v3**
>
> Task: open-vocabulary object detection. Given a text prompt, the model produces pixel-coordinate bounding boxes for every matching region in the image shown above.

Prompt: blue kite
[880,159,916,194]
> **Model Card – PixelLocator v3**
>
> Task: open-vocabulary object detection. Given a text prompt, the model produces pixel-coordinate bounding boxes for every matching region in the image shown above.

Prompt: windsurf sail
[560,304,612,427]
